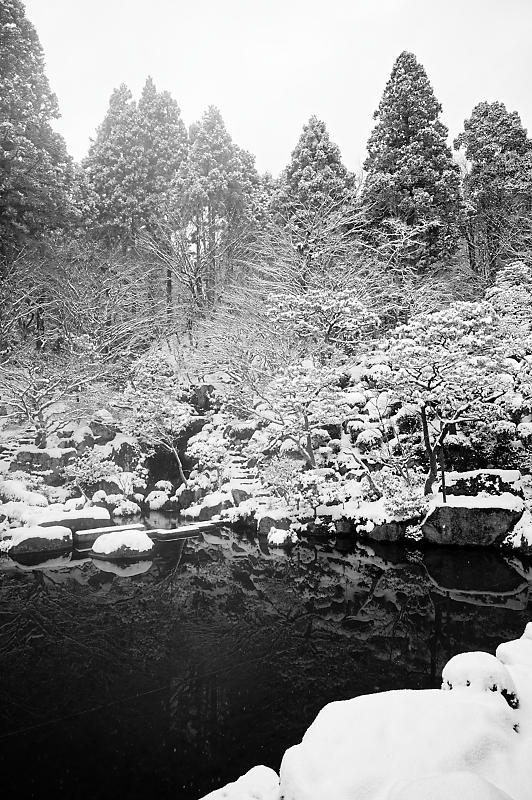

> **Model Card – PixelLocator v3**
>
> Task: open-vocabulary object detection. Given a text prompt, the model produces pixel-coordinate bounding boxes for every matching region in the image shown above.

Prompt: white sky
[24,0,532,176]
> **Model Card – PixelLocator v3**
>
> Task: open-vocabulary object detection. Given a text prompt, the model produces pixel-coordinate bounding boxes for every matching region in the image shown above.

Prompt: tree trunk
[420,405,438,495]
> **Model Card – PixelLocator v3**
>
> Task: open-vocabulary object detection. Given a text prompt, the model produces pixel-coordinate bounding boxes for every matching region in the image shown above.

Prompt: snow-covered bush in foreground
[203,623,532,800]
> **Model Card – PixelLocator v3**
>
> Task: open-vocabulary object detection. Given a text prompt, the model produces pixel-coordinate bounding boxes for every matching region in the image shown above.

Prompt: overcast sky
[23,0,532,176]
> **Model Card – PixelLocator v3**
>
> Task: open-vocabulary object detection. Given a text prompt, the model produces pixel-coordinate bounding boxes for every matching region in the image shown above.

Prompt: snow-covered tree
[378,301,521,494]
[274,116,354,217]
[170,106,258,311]
[0,0,74,262]
[84,78,188,245]
[264,287,379,352]
[362,51,462,268]
[455,101,532,279]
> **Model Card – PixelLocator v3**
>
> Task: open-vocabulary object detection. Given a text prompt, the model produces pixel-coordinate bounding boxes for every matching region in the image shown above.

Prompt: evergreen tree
[84,78,188,245]
[83,84,138,243]
[174,105,258,309]
[133,76,188,234]
[274,115,354,218]
[0,0,74,263]
[455,101,532,279]
[362,51,462,268]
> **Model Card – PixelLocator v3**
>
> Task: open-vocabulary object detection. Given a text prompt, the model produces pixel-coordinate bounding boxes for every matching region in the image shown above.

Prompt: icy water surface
[0,524,531,799]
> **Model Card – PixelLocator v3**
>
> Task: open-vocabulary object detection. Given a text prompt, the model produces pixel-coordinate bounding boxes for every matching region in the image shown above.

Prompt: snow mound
[496,638,532,668]
[200,765,280,800]
[442,651,518,708]
[279,689,522,800]
[145,490,170,510]
[0,479,48,507]
[267,527,298,547]
[92,531,154,556]
[388,771,513,800]
[154,480,173,493]
[521,623,532,641]
[113,499,141,517]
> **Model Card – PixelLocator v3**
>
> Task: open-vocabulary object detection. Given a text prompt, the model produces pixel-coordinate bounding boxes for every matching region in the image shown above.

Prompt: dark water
[0,525,531,800]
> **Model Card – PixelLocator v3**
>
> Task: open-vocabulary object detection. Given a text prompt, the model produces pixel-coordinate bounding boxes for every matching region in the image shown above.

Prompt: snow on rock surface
[92,530,154,559]
[200,765,280,800]
[0,525,72,555]
[503,509,532,551]
[267,527,298,547]
[145,490,170,510]
[496,638,532,668]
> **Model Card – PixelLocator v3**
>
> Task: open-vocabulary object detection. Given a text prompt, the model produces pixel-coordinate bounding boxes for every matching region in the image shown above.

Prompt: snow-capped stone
[91,530,154,560]
[182,491,233,522]
[154,480,173,493]
[422,493,524,547]
[267,527,298,547]
[1,525,72,556]
[145,490,171,510]
[355,427,383,453]
[113,499,141,517]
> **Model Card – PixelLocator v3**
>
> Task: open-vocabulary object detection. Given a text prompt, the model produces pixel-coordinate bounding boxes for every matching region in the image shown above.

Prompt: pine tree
[455,101,532,279]
[274,116,354,218]
[0,0,74,263]
[362,51,462,267]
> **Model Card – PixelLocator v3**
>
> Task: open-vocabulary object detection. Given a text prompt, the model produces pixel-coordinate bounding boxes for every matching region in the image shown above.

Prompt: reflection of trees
[0,530,530,799]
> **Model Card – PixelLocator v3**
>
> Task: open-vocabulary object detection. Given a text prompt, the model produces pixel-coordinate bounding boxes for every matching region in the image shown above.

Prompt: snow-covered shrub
[63,450,119,494]
[442,651,519,709]
[355,428,383,454]
[378,469,428,521]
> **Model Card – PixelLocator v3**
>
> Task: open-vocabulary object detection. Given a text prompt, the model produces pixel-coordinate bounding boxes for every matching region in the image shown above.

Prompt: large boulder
[422,493,524,546]
[2,525,72,557]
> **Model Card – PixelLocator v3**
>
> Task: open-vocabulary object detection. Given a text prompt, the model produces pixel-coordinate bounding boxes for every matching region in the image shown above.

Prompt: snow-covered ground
[203,623,532,800]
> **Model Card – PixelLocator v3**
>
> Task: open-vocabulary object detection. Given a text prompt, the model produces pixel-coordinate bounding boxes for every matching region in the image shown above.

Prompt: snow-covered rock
[145,490,171,510]
[0,525,72,557]
[423,492,524,546]
[113,499,141,517]
[91,530,154,560]
[503,509,532,553]
[154,479,173,493]
[267,527,298,547]
[256,507,292,536]
[201,765,280,800]
[0,479,48,507]
[182,491,233,522]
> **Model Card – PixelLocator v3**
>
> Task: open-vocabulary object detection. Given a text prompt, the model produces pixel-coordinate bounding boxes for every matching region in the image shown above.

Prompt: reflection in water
[0,528,531,799]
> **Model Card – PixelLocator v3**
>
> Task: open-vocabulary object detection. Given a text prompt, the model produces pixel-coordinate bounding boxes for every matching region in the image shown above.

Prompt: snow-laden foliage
[264,288,379,349]
[362,51,463,266]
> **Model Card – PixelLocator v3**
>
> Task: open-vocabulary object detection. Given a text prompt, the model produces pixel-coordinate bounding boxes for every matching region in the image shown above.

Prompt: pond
[0,523,531,799]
